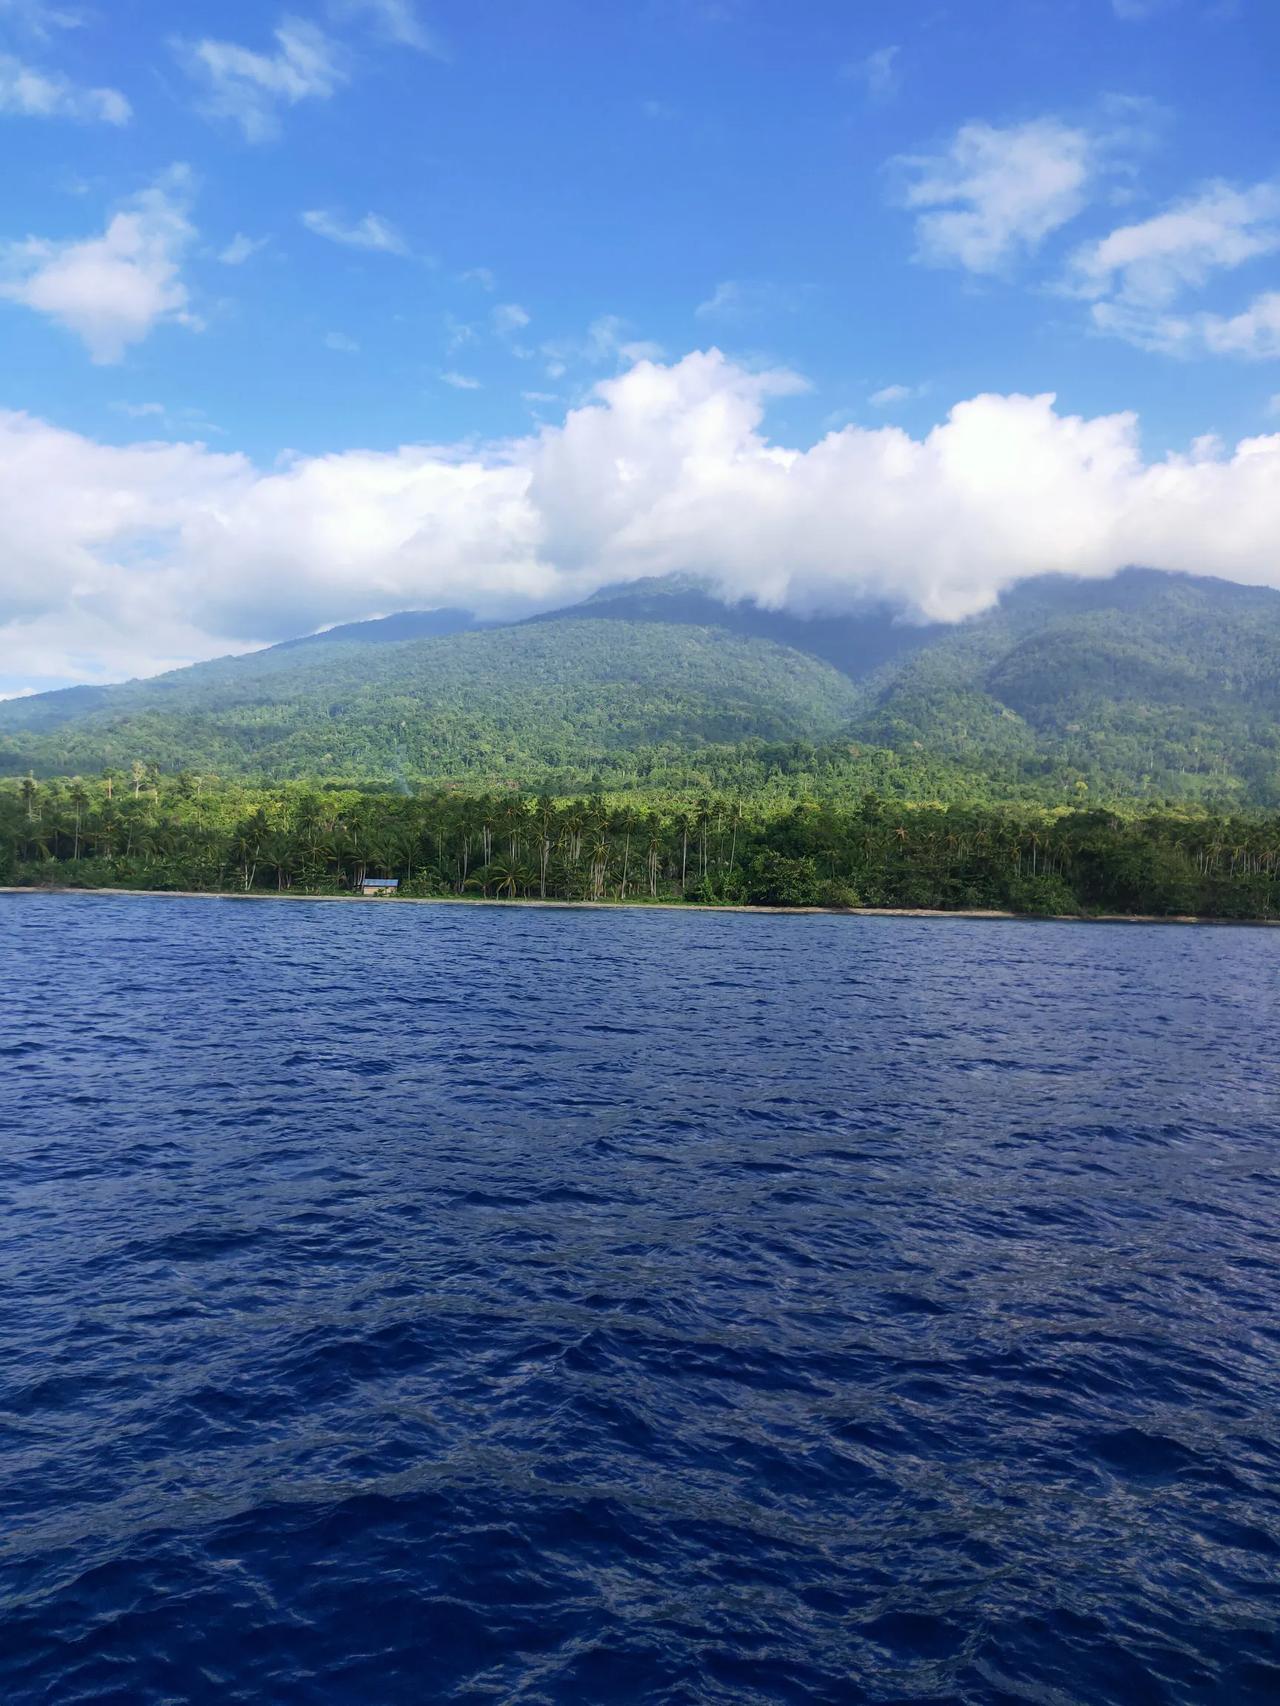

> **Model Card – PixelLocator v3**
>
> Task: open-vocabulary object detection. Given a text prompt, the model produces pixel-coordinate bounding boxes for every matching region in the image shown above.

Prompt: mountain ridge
[5,568,1280,803]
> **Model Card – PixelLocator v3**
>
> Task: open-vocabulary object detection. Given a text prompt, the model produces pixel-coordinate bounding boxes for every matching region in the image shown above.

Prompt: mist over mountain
[4,568,1280,805]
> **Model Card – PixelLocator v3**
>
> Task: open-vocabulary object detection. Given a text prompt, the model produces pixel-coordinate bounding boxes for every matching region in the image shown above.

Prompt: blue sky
[2,0,1279,690]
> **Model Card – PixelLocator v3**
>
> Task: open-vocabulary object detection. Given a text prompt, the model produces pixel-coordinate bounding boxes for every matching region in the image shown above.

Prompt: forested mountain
[4,568,1280,803]
[856,570,1280,804]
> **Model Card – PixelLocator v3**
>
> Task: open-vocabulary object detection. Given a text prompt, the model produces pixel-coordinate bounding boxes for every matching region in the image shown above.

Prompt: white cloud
[0,52,130,122]
[301,208,406,253]
[6,349,1280,687]
[896,118,1094,273]
[1068,180,1280,307]
[440,370,480,389]
[869,383,921,407]
[0,168,198,363]
[695,279,805,321]
[492,301,530,335]
[0,1,81,39]
[1198,293,1280,359]
[844,44,900,104]
[176,16,344,143]
[111,401,167,419]
[331,0,441,52]
[1090,293,1280,359]
[218,232,268,265]
[324,330,360,353]
[1069,180,1280,357]
[541,314,663,372]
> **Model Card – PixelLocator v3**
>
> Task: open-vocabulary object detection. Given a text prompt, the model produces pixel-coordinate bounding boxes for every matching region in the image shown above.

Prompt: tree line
[5,770,1280,918]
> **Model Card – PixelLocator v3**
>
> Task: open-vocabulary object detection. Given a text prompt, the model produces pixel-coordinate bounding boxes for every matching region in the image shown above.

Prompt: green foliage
[7,569,1280,808]
[4,772,1280,919]
[745,852,823,907]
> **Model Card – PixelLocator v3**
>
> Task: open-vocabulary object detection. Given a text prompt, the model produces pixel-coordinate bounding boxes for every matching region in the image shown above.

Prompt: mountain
[4,568,1280,803]
[0,589,871,785]
[855,569,1280,804]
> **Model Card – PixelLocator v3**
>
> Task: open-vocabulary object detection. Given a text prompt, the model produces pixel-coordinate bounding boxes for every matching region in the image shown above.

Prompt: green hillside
[0,610,869,785]
[5,568,1280,803]
[853,570,1280,805]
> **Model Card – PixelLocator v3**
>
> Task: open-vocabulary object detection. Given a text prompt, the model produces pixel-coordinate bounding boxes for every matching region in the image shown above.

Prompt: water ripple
[1,895,1279,1702]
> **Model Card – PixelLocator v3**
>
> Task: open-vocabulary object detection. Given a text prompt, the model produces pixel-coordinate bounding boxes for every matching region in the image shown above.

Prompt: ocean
[2,893,1278,1702]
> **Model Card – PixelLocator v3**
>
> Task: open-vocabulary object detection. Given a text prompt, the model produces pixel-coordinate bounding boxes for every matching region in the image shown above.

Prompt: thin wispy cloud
[492,302,530,335]
[176,17,345,143]
[301,208,407,253]
[540,314,662,376]
[695,279,805,320]
[869,382,927,408]
[324,330,360,353]
[844,44,900,104]
[1068,180,1280,306]
[1068,178,1280,356]
[111,400,167,419]
[331,0,442,54]
[441,370,480,389]
[0,1,83,40]
[0,52,130,123]
[1111,0,1177,18]
[218,233,269,266]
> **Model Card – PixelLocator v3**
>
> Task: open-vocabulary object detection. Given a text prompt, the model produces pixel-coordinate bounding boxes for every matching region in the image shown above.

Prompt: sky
[1,0,1278,694]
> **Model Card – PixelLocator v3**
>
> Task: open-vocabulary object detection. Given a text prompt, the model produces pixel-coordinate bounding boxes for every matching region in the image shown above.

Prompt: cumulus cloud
[301,208,406,253]
[0,168,198,363]
[895,118,1096,273]
[4,350,1280,687]
[176,16,344,142]
[0,52,130,122]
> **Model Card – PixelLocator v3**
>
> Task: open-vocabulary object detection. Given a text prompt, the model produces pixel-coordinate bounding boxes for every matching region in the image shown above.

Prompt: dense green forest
[6,570,1280,805]
[6,771,1280,919]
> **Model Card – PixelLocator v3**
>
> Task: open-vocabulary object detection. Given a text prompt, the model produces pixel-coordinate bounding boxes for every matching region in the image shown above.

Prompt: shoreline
[3,885,1277,927]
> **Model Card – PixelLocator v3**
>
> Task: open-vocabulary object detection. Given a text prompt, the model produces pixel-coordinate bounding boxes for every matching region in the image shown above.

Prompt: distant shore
[4,884,1277,927]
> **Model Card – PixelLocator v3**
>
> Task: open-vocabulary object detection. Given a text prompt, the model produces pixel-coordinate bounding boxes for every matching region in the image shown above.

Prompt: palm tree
[645,814,664,899]
[68,779,89,862]
[726,798,745,871]
[483,860,523,899]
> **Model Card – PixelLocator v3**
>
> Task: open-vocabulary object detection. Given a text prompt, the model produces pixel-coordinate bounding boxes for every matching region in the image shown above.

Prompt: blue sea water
[2,894,1279,1705]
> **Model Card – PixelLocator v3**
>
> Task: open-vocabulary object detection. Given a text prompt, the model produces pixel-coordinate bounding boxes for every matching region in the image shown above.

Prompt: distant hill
[0,592,870,784]
[853,569,1280,804]
[4,568,1280,803]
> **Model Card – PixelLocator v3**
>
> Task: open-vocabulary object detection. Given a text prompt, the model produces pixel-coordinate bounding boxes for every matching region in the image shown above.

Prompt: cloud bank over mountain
[4,349,1280,691]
